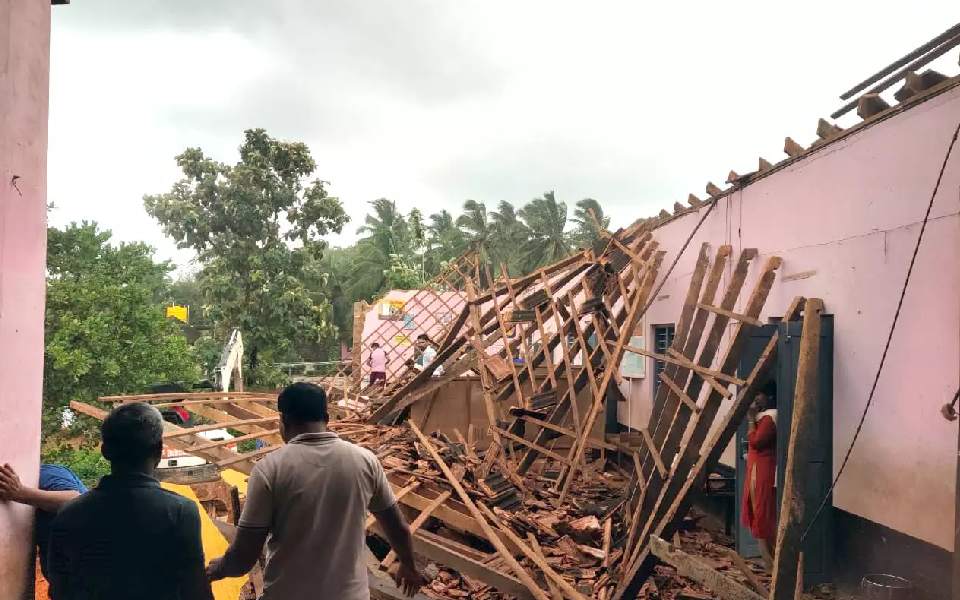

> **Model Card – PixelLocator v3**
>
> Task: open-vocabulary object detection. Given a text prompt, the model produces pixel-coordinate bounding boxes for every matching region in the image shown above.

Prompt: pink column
[0,0,51,596]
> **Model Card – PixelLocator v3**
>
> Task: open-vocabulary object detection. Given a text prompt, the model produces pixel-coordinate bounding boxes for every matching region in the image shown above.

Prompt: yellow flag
[166,305,190,323]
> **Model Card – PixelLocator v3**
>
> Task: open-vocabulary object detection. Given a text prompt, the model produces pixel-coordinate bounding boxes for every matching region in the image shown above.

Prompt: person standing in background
[741,386,778,569]
[0,463,86,598]
[413,334,442,377]
[368,342,388,387]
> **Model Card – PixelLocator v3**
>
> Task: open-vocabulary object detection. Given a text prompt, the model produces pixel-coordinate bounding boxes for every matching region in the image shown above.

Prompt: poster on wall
[621,335,645,378]
[393,333,412,346]
[378,299,406,320]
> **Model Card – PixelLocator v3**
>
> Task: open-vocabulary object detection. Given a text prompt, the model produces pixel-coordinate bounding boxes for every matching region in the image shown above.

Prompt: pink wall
[618,84,960,550]
[358,289,466,379]
[0,0,51,595]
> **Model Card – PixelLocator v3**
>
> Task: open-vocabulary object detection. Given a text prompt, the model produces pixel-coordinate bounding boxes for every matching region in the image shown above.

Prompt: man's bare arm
[373,503,424,596]
[207,526,269,581]
[0,464,80,513]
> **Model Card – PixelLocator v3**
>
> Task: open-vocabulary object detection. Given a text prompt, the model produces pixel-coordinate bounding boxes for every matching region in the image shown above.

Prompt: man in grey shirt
[207,383,423,598]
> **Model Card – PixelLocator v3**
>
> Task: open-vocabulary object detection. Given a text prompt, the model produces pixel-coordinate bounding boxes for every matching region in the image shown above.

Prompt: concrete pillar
[0,0,52,597]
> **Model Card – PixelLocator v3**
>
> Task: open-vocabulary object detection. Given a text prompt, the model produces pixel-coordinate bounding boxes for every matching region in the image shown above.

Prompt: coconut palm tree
[490,200,530,276]
[456,200,495,281]
[519,191,571,270]
[569,198,610,249]
[424,210,465,276]
[354,198,412,295]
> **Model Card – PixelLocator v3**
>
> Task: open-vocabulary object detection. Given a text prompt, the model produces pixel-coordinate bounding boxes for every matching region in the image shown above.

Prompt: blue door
[735,316,834,584]
[735,324,777,558]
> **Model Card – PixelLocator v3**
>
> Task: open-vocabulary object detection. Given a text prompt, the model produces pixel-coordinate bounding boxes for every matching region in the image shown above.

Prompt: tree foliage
[44,222,198,437]
[144,129,349,373]
[569,197,611,249]
[518,191,571,270]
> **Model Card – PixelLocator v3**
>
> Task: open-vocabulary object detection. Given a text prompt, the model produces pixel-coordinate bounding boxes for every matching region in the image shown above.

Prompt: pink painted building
[0,1,59,597]
[617,73,960,592]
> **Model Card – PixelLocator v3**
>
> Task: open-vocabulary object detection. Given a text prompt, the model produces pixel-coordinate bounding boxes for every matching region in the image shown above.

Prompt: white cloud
[48,1,960,268]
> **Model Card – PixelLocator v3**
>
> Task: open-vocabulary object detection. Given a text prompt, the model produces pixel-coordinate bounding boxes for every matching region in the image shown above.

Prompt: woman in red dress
[741,389,777,569]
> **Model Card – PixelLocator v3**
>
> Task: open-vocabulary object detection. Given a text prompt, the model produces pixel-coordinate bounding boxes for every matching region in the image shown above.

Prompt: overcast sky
[48,2,958,274]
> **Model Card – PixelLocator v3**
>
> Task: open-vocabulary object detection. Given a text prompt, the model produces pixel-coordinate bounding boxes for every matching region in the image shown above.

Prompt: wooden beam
[517,415,618,450]
[381,491,452,569]
[215,445,277,468]
[856,93,891,119]
[494,427,573,465]
[479,504,589,600]
[100,391,266,403]
[624,344,746,386]
[188,428,279,452]
[365,481,422,530]
[697,302,763,327]
[649,536,765,600]
[162,417,279,438]
[720,546,769,597]
[657,372,699,413]
[640,428,667,478]
[70,400,262,474]
[371,525,534,600]
[783,137,805,157]
[408,422,550,600]
[770,298,824,600]
[613,296,802,600]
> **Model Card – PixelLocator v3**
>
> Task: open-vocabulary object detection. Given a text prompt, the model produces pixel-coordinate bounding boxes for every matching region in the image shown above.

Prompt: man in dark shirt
[47,402,213,600]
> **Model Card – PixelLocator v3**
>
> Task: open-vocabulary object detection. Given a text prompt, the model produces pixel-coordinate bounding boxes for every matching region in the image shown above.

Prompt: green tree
[519,191,571,270]
[144,129,349,376]
[353,198,413,295]
[44,222,198,437]
[383,253,425,289]
[425,210,465,277]
[456,200,494,282]
[490,200,530,276]
[569,198,610,249]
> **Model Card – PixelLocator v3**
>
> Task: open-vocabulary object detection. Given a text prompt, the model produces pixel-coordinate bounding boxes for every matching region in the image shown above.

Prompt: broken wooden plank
[657,372,699,413]
[381,490,451,569]
[480,504,589,600]
[517,415,618,450]
[366,480,422,530]
[494,427,574,466]
[162,417,279,438]
[371,525,534,600]
[720,546,769,598]
[770,298,824,600]
[408,422,550,600]
[649,536,765,600]
[640,428,667,478]
[697,302,763,327]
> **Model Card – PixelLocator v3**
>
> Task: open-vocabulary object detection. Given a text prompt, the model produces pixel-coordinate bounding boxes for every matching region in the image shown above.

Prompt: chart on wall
[621,336,646,378]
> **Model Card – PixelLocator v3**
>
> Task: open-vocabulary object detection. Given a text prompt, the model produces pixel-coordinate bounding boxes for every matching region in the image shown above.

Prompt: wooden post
[770,298,824,600]
[352,300,367,389]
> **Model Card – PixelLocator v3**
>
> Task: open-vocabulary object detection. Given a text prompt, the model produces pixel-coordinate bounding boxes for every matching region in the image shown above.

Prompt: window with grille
[653,324,676,393]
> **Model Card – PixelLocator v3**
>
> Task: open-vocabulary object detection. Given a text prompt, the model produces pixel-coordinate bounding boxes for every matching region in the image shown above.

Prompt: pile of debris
[338,418,631,599]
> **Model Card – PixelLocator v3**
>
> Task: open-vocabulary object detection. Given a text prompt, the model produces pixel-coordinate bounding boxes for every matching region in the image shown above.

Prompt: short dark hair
[101,403,164,467]
[278,382,329,423]
[416,334,430,342]
[371,342,381,348]
[759,381,777,407]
